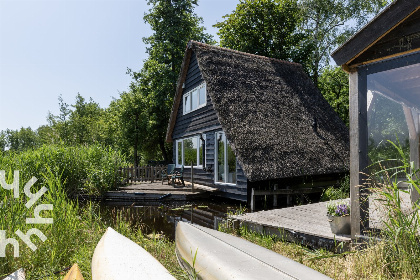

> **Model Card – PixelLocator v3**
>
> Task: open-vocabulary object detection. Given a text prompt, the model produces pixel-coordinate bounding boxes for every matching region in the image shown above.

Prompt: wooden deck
[232,200,352,252]
[232,191,412,252]
[105,180,218,205]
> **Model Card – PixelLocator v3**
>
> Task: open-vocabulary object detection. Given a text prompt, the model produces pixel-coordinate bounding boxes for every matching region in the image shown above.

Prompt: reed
[0,148,185,279]
[0,144,127,196]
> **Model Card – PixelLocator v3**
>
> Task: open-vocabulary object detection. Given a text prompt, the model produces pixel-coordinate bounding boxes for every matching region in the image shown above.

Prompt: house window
[183,83,206,115]
[215,132,236,185]
[176,135,205,167]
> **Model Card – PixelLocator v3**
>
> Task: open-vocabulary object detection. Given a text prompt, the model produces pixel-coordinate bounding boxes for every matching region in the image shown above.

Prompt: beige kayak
[3,269,25,280]
[176,221,333,280]
[92,227,175,280]
[63,263,84,280]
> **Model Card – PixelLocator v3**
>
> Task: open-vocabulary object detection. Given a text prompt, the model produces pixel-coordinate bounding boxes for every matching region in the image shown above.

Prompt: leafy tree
[215,0,309,64]
[215,0,390,84]
[317,66,349,126]
[47,94,106,146]
[108,90,147,167]
[299,0,390,83]
[4,127,39,151]
[131,0,214,163]
[37,125,58,145]
[68,94,105,145]
[0,131,7,152]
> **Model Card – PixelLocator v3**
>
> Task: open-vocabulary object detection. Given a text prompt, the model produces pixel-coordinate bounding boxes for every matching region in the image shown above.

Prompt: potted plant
[326,200,351,235]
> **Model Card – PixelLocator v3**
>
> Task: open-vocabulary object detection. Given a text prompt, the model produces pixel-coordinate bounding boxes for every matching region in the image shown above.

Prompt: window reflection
[367,62,420,172]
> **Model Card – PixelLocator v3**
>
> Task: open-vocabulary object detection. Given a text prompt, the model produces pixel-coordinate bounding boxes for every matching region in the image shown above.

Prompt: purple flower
[335,204,349,216]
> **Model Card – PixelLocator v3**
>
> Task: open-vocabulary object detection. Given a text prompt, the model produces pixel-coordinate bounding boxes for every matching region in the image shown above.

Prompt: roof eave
[332,0,419,68]
[165,42,194,143]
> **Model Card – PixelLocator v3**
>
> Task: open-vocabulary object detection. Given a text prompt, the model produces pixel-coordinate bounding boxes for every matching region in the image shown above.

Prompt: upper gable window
[183,83,206,115]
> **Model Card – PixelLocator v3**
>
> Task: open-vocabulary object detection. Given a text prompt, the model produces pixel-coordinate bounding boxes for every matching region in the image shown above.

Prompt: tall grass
[0,169,186,279]
[365,141,420,278]
[0,146,187,279]
[0,144,127,195]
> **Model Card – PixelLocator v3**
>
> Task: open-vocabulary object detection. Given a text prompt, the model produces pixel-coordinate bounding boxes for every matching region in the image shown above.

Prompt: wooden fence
[118,166,167,184]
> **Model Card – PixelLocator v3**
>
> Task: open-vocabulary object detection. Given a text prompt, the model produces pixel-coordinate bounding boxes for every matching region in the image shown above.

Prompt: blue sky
[0,0,239,131]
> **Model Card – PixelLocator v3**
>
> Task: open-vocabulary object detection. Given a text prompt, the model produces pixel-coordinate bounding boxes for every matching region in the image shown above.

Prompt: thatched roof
[167,41,349,182]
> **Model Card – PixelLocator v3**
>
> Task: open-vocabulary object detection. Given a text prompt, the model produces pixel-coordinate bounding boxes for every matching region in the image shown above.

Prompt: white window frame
[183,82,207,115]
[214,132,236,186]
[175,135,205,168]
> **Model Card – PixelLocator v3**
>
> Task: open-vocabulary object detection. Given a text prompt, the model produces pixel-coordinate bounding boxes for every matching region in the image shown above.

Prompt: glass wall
[367,62,420,171]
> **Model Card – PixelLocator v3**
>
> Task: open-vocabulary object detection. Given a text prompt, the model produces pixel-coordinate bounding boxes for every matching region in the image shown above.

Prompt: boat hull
[92,227,175,280]
[63,263,84,280]
[176,221,332,280]
[3,269,25,280]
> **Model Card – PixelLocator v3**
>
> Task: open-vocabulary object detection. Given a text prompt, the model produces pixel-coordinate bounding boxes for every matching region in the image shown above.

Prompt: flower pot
[327,215,350,235]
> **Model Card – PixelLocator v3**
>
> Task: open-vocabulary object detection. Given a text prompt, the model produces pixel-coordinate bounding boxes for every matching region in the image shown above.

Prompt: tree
[214,0,390,84]
[317,66,349,126]
[47,94,106,146]
[215,0,310,64]
[131,0,214,163]
[108,90,147,167]
[0,131,7,152]
[4,127,39,151]
[299,0,389,83]
[68,94,104,145]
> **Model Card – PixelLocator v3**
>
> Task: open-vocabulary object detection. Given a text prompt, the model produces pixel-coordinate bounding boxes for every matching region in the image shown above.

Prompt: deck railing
[118,166,166,184]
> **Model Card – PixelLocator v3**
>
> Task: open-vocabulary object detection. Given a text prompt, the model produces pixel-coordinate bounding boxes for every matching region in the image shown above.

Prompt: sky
[0,0,239,131]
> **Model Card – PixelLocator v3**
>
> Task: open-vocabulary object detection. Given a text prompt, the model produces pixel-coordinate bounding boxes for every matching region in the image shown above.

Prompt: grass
[0,169,186,279]
[220,225,397,279]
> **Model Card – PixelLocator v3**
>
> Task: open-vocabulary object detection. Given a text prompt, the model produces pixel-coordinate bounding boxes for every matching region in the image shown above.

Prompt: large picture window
[215,132,236,185]
[183,83,206,115]
[176,135,205,167]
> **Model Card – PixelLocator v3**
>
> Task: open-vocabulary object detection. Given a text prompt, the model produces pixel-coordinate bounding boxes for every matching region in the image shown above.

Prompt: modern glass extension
[366,57,420,174]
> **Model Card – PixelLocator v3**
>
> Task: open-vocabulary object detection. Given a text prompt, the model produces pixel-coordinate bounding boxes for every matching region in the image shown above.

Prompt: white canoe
[176,221,333,280]
[92,227,175,280]
[3,268,25,280]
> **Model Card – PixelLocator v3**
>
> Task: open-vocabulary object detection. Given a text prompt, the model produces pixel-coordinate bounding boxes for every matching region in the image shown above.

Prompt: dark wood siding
[171,51,247,201]
[172,52,222,139]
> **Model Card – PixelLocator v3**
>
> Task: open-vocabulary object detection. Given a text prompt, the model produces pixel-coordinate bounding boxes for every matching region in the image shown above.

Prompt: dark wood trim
[365,51,420,75]
[332,2,420,66]
[166,45,194,143]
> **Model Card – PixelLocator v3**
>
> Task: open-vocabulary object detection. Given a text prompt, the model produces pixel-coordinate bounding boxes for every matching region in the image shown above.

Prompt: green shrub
[0,144,127,195]
[321,175,350,201]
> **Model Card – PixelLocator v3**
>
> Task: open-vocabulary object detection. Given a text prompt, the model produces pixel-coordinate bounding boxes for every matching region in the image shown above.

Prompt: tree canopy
[129,0,214,163]
[214,0,309,64]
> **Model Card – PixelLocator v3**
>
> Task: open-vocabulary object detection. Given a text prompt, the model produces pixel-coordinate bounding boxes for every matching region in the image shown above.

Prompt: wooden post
[191,162,194,192]
[349,70,369,239]
[191,204,193,224]
[403,106,420,204]
[251,188,255,212]
[286,186,292,207]
[273,184,278,207]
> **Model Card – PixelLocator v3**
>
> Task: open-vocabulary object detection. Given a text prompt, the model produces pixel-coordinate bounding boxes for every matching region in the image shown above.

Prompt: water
[99,197,246,240]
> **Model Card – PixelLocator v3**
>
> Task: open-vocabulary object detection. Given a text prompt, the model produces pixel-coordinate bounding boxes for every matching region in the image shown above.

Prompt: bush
[0,144,127,195]
[321,175,350,201]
